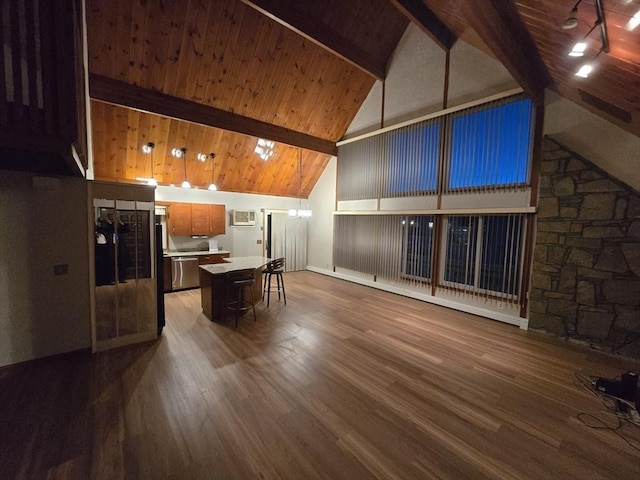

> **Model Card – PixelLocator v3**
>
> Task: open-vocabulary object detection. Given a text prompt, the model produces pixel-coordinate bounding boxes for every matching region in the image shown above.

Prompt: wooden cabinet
[169,203,192,235]
[191,204,210,235]
[168,202,226,236]
[209,204,226,235]
[197,253,230,265]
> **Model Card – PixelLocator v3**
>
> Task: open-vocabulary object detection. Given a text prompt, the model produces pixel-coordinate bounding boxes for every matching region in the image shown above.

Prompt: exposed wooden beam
[89,74,337,156]
[390,0,456,51]
[459,0,551,105]
[239,0,386,81]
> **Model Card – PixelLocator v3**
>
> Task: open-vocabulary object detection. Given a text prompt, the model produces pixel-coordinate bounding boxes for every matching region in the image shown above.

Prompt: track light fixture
[562,0,582,30]
[566,0,609,79]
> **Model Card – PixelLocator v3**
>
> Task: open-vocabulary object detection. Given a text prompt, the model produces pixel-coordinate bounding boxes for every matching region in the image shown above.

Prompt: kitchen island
[199,256,271,322]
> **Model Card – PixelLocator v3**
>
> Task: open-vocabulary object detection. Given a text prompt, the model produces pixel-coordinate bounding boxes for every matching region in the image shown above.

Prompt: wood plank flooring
[1,271,639,479]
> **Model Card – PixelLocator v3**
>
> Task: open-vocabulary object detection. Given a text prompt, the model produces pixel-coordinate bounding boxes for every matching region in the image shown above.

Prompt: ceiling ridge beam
[239,0,386,81]
[89,74,337,156]
[390,0,456,51]
[459,0,551,105]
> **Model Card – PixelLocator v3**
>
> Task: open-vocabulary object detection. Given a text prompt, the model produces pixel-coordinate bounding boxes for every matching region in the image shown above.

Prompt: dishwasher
[171,256,200,290]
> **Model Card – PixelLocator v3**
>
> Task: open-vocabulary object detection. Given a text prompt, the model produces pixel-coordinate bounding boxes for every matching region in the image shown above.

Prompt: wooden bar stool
[226,269,257,327]
[262,257,286,307]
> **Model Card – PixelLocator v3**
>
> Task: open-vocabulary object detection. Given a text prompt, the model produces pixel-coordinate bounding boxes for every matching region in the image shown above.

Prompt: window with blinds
[402,215,435,281]
[334,93,535,311]
[443,214,524,297]
[337,94,534,200]
[447,98,533,191]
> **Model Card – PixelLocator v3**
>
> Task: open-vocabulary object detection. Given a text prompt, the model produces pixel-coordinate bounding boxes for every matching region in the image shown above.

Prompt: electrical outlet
[53,264,68,275]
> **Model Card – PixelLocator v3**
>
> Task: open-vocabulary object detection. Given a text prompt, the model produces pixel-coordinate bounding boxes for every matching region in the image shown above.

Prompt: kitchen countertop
[164,250,231,258]
[199,256,271,274]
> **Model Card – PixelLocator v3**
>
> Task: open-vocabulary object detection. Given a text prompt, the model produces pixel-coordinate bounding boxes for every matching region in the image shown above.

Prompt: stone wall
[530,137,640,358]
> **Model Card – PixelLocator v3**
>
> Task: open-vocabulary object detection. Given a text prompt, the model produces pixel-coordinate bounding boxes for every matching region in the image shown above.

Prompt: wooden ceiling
[87,0,640,196]
[423,0,640,135]
[86,0,408,197]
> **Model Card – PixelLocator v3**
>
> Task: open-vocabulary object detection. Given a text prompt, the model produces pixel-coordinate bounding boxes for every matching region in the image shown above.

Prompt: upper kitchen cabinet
[191,204,211,236]
[0,0,88,177]
[167,202,225,236]
[209,204,226,235]
[169,203,192,236]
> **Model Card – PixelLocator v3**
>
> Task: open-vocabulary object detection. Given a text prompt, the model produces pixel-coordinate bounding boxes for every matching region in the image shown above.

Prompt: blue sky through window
[449,98,533,189]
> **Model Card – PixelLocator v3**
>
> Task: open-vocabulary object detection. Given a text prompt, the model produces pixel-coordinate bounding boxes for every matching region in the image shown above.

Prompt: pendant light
[289,148,312,218]
[142,142,157,186]
[208,153,217,191]
[172,147,190,189]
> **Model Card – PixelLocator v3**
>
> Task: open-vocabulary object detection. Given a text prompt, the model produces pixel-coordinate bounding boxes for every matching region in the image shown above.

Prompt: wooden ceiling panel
[90,102,330,197]
[87,0,382,141]
[424,0,640,137]
[87,0,408,196]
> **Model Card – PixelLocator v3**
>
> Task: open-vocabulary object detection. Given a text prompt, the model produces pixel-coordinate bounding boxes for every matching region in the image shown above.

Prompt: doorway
[264,210,308,271]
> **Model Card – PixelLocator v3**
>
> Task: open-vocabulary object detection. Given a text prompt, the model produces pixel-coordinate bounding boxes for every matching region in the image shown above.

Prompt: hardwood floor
[2,271,639,479]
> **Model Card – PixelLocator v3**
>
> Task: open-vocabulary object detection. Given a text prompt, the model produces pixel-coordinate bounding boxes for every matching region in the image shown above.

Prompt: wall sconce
[208,153,218,191]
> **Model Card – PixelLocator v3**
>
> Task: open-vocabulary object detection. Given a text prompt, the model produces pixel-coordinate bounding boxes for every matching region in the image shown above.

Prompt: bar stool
[262,257,286,307]
[226,269,257,327]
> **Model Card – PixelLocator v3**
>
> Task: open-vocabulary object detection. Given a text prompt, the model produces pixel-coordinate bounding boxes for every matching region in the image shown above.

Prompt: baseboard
[305,266,527,329]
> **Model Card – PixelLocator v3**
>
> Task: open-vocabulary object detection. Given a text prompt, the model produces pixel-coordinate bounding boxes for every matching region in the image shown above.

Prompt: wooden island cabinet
[166,202,226,236]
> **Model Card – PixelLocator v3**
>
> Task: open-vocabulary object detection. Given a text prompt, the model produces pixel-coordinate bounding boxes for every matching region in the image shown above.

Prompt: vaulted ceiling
[87,0,640,197]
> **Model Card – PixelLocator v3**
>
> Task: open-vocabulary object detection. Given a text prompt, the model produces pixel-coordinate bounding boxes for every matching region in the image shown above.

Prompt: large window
[443,215,524,296]
[337,94,534,201]
[387,121,440,196]
[448,98,533,190]
[402,215,435,280]
[443,216,479,286]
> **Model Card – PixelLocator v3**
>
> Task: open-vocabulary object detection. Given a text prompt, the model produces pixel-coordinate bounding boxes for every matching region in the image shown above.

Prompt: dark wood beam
[390,0,456,51]
[239,0,386,81]
[89,74,337,156]
[459,0,551,105]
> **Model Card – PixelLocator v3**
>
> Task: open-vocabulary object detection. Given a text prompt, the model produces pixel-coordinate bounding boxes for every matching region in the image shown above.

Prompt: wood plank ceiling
[86,0,408,197]
[87,0,640,196]
[423,0,640,136]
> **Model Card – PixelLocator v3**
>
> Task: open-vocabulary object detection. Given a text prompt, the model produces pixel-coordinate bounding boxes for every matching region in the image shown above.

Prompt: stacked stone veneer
[529,137,640,358]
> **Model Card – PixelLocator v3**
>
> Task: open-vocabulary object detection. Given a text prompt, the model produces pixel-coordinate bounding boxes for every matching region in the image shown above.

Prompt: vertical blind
[333,93,535,305]
[337,94,534,201]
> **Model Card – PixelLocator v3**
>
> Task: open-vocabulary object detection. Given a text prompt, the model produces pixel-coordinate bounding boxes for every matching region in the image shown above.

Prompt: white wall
[308,157,337,270]
[346,23,517,138]
[544,90,640,191]
[0,171,92,367]
[155,186,302,257]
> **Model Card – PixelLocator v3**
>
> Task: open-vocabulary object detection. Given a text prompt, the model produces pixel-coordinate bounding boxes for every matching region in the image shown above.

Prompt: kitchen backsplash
[168,236,223,252]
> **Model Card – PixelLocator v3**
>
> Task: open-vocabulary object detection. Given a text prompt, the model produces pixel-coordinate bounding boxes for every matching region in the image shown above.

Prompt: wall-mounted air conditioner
[232,209,256,226]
